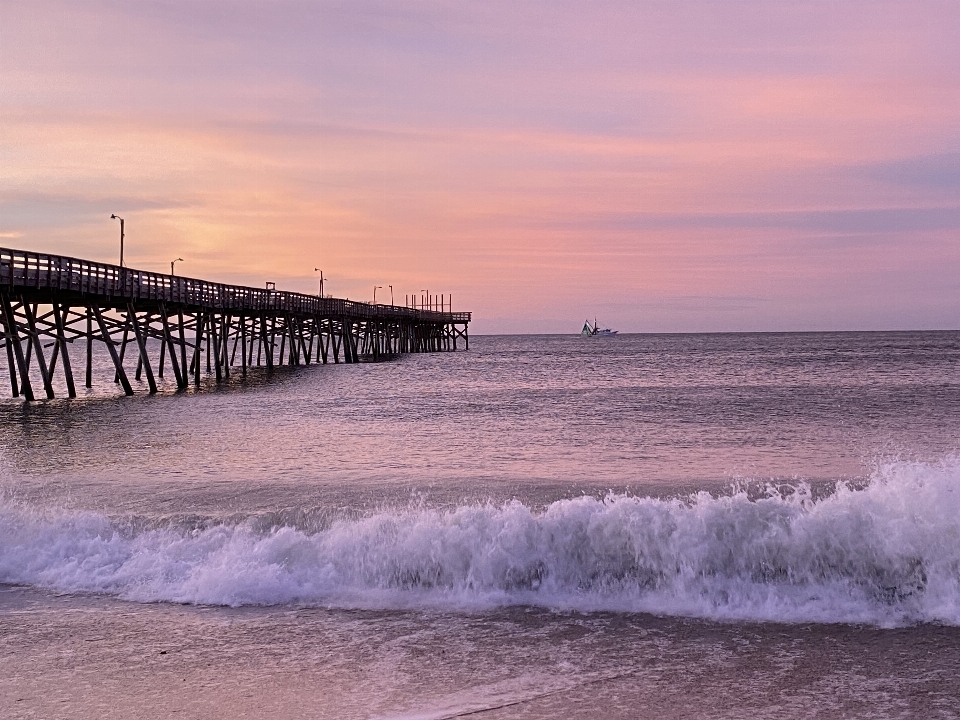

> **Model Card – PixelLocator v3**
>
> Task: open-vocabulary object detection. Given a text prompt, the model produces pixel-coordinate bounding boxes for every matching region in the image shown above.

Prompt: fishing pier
[0,247,470,401]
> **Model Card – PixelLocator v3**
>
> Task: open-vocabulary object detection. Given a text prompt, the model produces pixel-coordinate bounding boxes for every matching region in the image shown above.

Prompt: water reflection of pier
[0,247,470,401]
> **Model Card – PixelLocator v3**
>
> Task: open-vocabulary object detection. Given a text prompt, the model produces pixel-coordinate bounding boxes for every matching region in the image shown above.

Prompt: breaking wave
[3,457,960,626]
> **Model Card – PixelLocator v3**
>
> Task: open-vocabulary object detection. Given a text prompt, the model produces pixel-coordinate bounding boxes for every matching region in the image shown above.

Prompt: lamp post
[420,290,427,311]
[389,285,394,305]
[314,268,324,297]
[110,214,125,268]
[373,285,383,304]
[171,258,183,275]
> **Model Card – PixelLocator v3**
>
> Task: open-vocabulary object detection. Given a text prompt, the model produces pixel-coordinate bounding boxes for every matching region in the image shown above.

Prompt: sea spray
[3,457,960,626]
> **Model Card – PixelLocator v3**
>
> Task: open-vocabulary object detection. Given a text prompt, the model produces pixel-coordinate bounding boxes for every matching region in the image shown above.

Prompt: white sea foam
[3,457,960,626]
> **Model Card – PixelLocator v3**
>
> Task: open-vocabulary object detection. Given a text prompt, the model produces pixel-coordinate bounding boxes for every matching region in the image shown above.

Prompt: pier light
[420,289,427,311]
[314,268,325,297]
[171,258,183,275]
[110,214,125,268]
[373,285,383,304]
[389,285,394,305]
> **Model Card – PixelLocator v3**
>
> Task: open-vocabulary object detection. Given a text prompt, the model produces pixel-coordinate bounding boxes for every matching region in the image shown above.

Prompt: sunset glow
[3,1,960,332]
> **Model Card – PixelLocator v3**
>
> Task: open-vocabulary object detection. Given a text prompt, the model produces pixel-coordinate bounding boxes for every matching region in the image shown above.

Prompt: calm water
[3,332,960,718]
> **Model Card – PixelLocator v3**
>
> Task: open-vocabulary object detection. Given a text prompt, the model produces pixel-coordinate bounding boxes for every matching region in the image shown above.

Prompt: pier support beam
[0,290,30,400]
[127,304,157,394]
[85,307,93,388]
[53,303,76,398]
[23,301,55,399]
[160,303,185,389]
[93,306,133,396]
[193,311,204,386]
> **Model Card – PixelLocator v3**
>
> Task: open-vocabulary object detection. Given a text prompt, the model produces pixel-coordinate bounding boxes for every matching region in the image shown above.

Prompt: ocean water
[3,332,960,718]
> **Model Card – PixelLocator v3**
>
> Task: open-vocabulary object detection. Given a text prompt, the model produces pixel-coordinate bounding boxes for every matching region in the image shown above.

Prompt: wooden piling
[115,321,130,384]
[93,306,133,396]
[319,319,329,364]
[24,301,55,399]
[210,312,222,382]
[178,309,188,385]
[0,290,30,400]
[221,314,230,379]
[240,314,247,376]
[261,315,273,371]
[194,310,204,386]
[53,303,76,398]
[159,303,185,389]
[127,303,157,394]
[85,307,93,388]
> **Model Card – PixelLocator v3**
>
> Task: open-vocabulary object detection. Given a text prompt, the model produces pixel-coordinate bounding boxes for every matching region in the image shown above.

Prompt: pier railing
[0,247,469,323]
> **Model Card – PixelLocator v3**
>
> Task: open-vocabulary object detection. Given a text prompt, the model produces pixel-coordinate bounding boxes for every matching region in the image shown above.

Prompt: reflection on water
[1,332,960,515]
[4,332,960,719]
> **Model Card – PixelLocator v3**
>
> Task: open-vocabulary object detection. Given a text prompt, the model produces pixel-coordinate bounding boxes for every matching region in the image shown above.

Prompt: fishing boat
[581,319,618,337]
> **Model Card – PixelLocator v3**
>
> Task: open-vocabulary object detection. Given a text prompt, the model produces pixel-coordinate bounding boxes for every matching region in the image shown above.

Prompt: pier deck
[0,247,469,400]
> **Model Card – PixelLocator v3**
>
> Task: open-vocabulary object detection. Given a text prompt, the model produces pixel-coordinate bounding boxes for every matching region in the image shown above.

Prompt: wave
[2,458,960,626]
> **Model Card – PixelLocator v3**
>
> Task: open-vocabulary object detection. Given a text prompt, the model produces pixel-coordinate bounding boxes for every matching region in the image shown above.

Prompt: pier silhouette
[0,247,469,401]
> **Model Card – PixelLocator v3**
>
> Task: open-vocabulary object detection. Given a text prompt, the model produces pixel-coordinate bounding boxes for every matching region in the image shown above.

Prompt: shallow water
[3,332,960,717]
[5,586,960,719]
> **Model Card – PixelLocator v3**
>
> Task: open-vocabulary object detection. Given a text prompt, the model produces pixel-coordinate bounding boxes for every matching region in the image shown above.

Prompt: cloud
[551,207,960,234]
[862,152,960,189]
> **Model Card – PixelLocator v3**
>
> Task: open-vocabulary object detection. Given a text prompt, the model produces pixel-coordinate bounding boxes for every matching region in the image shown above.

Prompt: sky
[2,1,960,333]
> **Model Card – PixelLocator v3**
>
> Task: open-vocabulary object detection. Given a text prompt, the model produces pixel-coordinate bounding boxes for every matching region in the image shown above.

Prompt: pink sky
[3,1,960,333]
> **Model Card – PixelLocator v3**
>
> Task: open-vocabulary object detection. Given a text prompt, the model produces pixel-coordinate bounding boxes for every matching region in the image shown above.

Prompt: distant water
[3,332,960,718]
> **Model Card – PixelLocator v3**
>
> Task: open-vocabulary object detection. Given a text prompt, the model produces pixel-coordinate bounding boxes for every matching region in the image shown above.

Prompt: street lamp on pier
[373,285,383,304]
[110,214,125,268]
[171,258,183,275]
[314,268,324,297]
[389,285,394,305]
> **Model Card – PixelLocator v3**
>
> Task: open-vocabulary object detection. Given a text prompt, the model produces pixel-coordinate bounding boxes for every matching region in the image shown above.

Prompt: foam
[3,457,960,626]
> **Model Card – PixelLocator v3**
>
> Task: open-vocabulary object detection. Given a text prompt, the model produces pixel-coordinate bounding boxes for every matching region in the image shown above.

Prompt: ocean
[3,331,960,718]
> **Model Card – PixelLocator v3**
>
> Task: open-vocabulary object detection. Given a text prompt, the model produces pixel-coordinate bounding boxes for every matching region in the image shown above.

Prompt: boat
[581,319,618,337]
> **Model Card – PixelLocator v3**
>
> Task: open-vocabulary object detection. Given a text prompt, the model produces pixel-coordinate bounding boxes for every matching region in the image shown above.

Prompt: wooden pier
[0,247,470,401]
